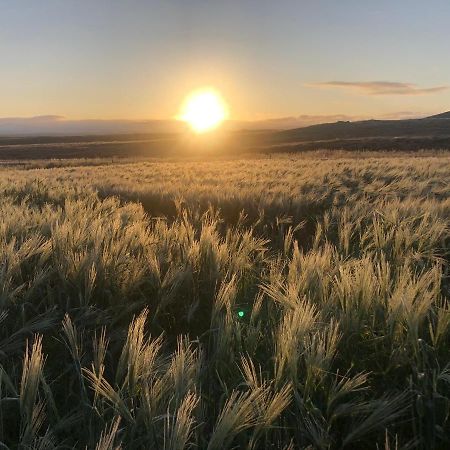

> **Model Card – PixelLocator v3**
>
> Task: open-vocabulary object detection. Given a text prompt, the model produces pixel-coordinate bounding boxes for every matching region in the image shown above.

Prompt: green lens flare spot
[238,310,245,318]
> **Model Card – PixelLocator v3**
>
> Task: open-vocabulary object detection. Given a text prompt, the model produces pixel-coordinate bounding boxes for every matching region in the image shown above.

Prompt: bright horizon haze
[1,0,450,130]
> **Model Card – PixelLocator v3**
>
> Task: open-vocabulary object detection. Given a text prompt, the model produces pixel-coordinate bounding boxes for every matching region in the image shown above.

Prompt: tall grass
[0,152,449,448]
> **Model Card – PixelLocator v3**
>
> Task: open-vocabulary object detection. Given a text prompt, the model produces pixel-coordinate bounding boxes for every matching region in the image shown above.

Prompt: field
[0,152,450,449]
[3,114,450,160]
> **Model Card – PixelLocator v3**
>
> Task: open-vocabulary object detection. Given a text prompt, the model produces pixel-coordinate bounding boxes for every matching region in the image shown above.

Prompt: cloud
[0,116,186,135]
[378,111,426,120]
[0,115,64,124]
[309,81,448,95]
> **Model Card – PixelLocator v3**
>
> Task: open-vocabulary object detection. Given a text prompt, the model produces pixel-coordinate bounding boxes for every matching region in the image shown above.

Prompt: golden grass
[0,152,448,448]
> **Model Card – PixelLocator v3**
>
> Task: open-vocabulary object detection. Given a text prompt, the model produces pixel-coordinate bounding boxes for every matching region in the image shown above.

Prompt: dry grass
[0,152,449,448]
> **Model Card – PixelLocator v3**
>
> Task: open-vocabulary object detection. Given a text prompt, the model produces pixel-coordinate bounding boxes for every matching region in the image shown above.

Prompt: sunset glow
[179,89,228,133]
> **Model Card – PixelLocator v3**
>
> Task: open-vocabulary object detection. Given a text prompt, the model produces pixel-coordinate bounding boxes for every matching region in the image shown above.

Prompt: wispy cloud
[378,111,427,120]
[309,81,448,96]
[0,116,186,135]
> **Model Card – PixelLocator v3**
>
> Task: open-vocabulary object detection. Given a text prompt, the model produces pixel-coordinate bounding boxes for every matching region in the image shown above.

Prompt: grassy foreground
[0,153,449,449]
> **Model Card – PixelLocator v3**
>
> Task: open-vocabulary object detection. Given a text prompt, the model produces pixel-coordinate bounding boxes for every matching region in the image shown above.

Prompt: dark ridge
[271,116,450,144]
[426,111,450,119]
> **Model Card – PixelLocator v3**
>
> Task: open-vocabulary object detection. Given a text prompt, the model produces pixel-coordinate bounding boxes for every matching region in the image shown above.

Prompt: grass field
[0,152,449,449]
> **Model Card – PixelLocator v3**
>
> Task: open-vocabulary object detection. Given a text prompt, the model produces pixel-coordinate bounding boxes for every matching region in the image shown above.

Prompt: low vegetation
[0,152,449,448]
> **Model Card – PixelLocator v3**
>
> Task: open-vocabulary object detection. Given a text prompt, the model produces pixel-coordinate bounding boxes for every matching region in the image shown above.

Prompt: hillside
[427,111,450,119]
[1,113,450,159]
[273,116,450,144]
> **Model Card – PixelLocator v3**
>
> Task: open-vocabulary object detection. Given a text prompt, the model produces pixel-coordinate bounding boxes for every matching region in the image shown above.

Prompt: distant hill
[1,112,450,159]
[270,114,450,148]
[427,111,450,119]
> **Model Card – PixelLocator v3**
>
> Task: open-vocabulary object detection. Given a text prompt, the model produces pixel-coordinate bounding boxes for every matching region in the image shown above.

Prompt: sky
[1,0,450,127]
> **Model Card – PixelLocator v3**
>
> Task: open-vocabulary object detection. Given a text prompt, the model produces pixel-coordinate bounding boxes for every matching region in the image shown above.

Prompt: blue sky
[1,0,449,121]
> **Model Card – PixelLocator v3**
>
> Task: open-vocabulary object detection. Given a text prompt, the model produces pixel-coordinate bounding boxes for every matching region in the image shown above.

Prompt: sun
[179,88,228,133]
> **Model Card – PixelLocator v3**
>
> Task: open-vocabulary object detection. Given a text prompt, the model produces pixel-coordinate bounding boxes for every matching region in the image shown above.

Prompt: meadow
[0,152,449,449]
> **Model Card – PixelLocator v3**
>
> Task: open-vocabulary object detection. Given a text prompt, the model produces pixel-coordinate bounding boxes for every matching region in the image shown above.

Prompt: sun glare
[179,89,228,133]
